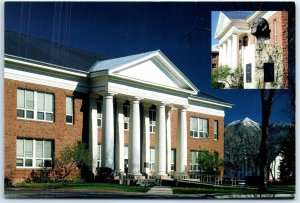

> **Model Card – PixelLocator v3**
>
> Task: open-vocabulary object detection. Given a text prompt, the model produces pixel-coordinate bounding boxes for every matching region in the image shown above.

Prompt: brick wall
[170,108,224,176]
[5,79,89,183]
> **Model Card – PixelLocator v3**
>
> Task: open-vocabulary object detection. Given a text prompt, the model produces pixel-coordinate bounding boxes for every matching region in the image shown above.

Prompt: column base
[156,175,171,180]
[128,174,145,180]
[174,172,188,180]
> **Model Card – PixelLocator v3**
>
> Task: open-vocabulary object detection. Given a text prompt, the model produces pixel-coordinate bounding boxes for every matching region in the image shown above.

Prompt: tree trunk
[259,89,275,192]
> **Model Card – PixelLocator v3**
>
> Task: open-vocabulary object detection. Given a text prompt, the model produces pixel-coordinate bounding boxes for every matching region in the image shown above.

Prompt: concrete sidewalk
[146,186,173,195]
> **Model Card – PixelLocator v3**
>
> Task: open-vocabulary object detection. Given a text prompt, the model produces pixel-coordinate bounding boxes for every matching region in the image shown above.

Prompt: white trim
[5,56,88,77]
[108,81,189,106]
[110,74,196,96]
[189,97,232,108]
[187,104,225,117]
[5,67,89,93]
[110,51,199,94]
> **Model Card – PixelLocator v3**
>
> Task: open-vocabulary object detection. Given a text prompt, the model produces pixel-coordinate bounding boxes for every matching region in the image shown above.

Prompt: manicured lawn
[15,182,150,193]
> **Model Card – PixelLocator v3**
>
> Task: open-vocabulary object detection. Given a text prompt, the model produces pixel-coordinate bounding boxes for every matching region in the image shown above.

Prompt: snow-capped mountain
[226,117,260,130]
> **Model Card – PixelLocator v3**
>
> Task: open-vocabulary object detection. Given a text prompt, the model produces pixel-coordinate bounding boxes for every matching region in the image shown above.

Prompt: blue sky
[211,11,220,46]
[4,2,295,125]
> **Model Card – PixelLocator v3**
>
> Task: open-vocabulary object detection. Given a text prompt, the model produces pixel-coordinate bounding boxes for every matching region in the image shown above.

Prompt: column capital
[175,105,188,111]
[130,96,141,103]
[116,98,126,105]
[102,92,115,97]
[143,103,153,109]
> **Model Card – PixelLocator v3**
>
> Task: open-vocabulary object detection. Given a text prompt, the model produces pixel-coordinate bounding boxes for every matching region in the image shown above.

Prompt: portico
[88,50,199,178]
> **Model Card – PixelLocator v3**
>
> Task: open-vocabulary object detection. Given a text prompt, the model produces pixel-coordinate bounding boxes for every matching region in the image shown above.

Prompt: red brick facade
[5,78,225,182]
[5,79,90,183]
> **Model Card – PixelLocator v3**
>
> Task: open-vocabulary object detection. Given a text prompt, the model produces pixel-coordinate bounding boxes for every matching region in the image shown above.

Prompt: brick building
[211,45,219,72]
[214,11,288,89]
[4,30,232,183]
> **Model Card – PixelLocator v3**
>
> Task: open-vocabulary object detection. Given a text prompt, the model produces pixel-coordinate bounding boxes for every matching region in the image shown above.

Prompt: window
[214,120,219,140]
[190,151,208,171]
[150,148,155,171]
[124,146,128,173]
[190,117,208,138]
[16,138,52,168]
[149,107,156,133]
[123,104,130,130]
[17,89,54,121]
[97,144,101,168]
[190,151,199,171]
[66,96,73,124]
[273,19,277,43]
[264,63,274,82]
[97,101,102,127]
[246,63,252,83]
[171,149,176,171]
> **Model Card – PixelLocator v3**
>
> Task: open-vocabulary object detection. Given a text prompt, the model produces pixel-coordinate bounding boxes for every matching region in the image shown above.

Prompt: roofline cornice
[189,96,233,108]
[4,55,88,78]
[109,73,198,96]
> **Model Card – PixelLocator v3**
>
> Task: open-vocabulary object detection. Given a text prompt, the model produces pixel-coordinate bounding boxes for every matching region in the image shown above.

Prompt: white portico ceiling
[90,50,199,94]
[215,11,254,44]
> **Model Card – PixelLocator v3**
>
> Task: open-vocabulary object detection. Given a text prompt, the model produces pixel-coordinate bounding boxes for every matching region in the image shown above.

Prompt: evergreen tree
[279,126,295,183]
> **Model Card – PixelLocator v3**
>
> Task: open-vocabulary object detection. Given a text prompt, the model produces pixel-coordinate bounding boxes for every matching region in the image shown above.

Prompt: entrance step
[146,186,173,195]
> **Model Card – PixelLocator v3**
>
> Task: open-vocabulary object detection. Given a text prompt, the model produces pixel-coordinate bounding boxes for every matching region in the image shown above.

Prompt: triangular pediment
[109,51,198,93]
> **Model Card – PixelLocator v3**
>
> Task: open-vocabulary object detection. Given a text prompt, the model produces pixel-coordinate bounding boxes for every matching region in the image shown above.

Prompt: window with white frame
[214,120,219,140]
[149,107,156,133]
[16,138,52,168]
[171,149,176,171]
[66,96,73,124]
[123,104,130,130]
[190,151,199,171]
[97,144,101,168]
[190,117,208,138]
[17,89,54,121]
[273,19,277,43]
[190,150,208,171]
[97,101,102,127]
[150,148,155,171]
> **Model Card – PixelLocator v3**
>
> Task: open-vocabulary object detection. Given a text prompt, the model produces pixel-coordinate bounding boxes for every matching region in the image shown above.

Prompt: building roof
[90,50,159,72]
[5,30,230,107]
[222,11,253,20]
[5,30,107,73]
[191,91,232,107]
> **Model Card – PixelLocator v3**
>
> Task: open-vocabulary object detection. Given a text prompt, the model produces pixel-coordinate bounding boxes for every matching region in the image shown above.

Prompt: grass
[172,185,296,195]
[15,182,150,193]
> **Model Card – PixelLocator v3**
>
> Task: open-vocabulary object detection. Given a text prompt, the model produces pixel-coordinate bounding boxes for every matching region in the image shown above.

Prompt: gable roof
[5,30,231,107]
[90,50,158,72]
[91,50,199,93]
[5,30,107,72]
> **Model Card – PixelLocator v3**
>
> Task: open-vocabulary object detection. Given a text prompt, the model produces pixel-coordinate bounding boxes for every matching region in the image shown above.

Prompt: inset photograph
[211,11,288,89]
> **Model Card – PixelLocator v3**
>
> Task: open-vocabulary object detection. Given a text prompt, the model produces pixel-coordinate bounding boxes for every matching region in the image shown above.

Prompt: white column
[227,37,232,68]
[156,102,167,176]
[166,106,172,174]
[128,97,141,175]
[232,34,239,70]
[222,42,227,66]
[142,104,151,174]
[176,106,187,175]
[101,93,114,169]
[89,95,98,174]
[218,44,223,67]
[115,99,124,172]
